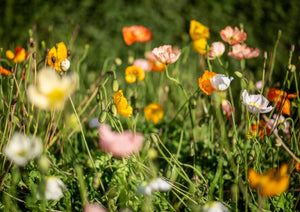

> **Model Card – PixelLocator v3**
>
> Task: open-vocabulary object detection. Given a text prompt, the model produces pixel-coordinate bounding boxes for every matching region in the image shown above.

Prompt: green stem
[165,65,188,100]
[268,30,281,85]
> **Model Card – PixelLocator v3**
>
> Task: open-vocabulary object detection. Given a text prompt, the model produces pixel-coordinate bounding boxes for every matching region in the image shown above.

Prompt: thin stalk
[268,30,281,85]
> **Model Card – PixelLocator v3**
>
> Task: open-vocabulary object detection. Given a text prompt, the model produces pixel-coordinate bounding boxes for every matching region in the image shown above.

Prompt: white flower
[60,59,70,71]
[137,178,172,196]
[4,132,43,166]
[210,74,233,91]
[38,176,66,201]
[208,42,225,60]
[27,68,78,110]
[241,89,273,114]
[202,201,230,212]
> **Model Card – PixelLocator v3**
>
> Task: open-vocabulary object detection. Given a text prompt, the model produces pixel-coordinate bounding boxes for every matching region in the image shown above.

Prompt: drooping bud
[110,104,117,117]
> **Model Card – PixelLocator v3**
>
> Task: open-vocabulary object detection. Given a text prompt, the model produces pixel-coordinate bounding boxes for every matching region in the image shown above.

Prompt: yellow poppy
[113,90,133,117]
[47,42,68,71]
[189,20,210,41]
[125,66,145,83]
[144,103,164,124]
[192,38,207,55]
[6,46,27,63]
[198,70,217,95]
[248,164,289,197]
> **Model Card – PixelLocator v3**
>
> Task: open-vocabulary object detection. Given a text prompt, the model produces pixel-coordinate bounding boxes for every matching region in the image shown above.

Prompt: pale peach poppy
[228,44,260,59]
[208,42,225,60]
[219,26,247,45]
[98,124,143,158]
[133,59,152,72]
[152,45,181,64]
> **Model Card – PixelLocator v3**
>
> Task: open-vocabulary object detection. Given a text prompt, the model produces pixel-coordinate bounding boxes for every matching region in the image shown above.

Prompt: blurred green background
[1,0,299,83]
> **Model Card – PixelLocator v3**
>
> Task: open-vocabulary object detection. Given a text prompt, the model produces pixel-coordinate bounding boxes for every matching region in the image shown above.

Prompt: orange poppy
[47,42,68,71]
[149,60,166,72]
[6,46,27,63]
[198,70,217,95]
[248,164,289,197]
[0,66,12,76]
[247,121,270,138]
[125,66,145,83]
[267,88,297,116]
[122,26,152,45]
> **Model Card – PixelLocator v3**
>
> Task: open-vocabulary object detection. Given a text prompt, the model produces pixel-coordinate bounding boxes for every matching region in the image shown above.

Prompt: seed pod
[98,110,107,123]
[112,79,119,92]
[110,104,117,117]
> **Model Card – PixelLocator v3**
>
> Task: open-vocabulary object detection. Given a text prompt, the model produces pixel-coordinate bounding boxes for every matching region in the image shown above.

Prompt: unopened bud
[112,80,119,92]
[248,149,256,161]
[114,58,122,66]
[38,155,50,173]
[92,172,102,189]
[291,45,295,52]
[236,154,243,164]
[60,59,70,71]
[147,148,158,160]
[189,97,197,109]
[32,52,37,60]
[96,90,103,102]
[150,133,158,143]
[234,71,243,78]
[67,50,71,57]
[111,104,117,117]
[288,64,296,73]
[98,111,107,123]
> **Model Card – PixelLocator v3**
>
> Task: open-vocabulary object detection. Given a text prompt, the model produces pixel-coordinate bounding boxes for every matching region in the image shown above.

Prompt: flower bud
[112,79,119,92]
[32,52,37,60]
[96,90,103,102]
[60,59,70,71]
[38,155,50,174]
[287,64,296,73]
[189,97,197,109]
[110,104,117,117]
[234,71,243,78]
[150,133,158,143]
[98,111,107,123]
[92,172,102,189]
[67,50,71,57]
[9,78,14,86]
[147,148,158,160]
[114,58,122,66]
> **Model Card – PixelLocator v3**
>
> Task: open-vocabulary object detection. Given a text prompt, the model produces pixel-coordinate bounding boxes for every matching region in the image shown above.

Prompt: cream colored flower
[137,178,172,196]
[42,176,66,200]
[242,90,273,114]
[4,132,43,166]
[210,74,233,92]
[202,201,230,212]
[27,68,78,110]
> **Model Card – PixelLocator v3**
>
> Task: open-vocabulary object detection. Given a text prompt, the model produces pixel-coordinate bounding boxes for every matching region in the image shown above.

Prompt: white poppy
[241,90,273,114]
[137,178,172,196]
[202,201,230,212]
[27,68,78,110]
[210,74,233,91]
[38,176,66,201]
[4,132,43,166]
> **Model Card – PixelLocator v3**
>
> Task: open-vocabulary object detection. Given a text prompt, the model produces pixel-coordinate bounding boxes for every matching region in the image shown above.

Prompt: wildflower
[267,88,297,116]
[219,26,247,45]
[122,25,152,45]
[199,71,233,95]
[208,42,225,60]
[27,68,78,110]
[137,178,172,196]
[247,121,270,138]
[3,132,43,167]
[133,59,152,72]
[84,204,107,212]
[113,90,133,117]
[6,46,27,63]
[125,65,145,83]
[241,90,273,114]
[202,201,230,212]
[228,44,260,59]
[38,176,66,200]
[144,103,164,124]
[47,42,68,71]
[222,100,234,121]
[97,124,143,158]
[255,80,263,90]
[289,159,300,172]
[267,114,290,134]
[189,20,210,40]
[0,66,12,76]
[248,164,289,197]
[192,38,208,55]
[146,51,166,72]
[152,45,181,64]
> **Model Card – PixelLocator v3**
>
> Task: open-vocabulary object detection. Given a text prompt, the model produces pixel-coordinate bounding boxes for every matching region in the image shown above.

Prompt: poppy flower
[199,71,233,95]
[0,66,12,76]
[207,42,225,60]
[146,51,166,72]
[6,46,27,63]
[219,26,247,45]
[247,121,270,138]
[137,178,172,196]
[248,164,289,197]
[97,124,143,158]
[27,68,78,110]
[151,45,181,65]
[125,65,145,83]
[113,90,133,117]
[241,90,273,114]
[144,103,164,124]
[192,38,208,55]
[228,44,260,59]
[189,20,210,41]
[122,25,152,45]
[133,59,152,72]
[267,88,297,116]
[47,42,68,71]
[37,176,66,200]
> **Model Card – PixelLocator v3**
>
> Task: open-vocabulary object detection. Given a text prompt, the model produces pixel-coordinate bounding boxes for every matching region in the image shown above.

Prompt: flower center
[48,89,65,102]
[248,101,262,109]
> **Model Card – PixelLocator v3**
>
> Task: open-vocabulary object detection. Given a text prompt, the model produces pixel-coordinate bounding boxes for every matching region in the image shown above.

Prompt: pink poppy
[133,59,152,72]
[219,26,247,45]
[151,45,181,64]
[228,44,260,59]
[208,42,225,60]
[98,124,143,158]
